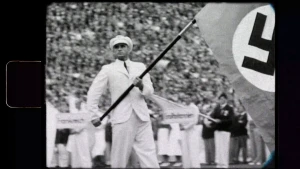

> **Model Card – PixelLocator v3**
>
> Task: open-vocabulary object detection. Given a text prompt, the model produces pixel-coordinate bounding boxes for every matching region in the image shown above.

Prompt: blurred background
[46,2,269,168]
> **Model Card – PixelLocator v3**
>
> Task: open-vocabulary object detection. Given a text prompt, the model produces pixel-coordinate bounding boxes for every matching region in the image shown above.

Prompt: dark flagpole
[92,19,197,127]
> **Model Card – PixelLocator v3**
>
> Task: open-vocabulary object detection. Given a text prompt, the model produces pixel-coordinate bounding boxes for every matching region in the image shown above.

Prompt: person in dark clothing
[54,129,70,168]
[229,105,248,164]
[201,103,216,165]
[209,93,234,168]
[202,117,216,165]
[104,120,112,166]
[55,129,70,145]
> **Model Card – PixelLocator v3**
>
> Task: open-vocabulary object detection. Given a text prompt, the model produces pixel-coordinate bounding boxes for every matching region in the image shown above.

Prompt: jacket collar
[114,59,131,77]
[116,59,131,65]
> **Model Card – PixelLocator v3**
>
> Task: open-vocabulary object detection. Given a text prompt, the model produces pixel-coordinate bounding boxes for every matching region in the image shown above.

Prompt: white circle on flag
[232,5,275,92]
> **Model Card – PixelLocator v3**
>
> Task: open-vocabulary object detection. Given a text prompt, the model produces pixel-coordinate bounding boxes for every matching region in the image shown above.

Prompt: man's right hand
[133,77,144,91]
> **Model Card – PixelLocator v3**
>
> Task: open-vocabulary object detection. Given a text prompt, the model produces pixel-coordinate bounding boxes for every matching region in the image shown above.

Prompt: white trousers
[215,131,230,168]
[180,127,201,168]
[66,131,92,168]
[195,124,206,163]
[167,123,182,156]
[157,128,169,155]
[92,129,106,157]
[56,144,69,168]
[111,110,160,168]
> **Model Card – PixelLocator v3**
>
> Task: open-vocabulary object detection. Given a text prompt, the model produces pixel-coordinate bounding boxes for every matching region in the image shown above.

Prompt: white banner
[149,95,197,124]
[162,108,196,124]
[56,113,93,129]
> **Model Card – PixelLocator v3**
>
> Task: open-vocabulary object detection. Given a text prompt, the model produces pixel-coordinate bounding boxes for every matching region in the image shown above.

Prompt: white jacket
[87,59,154,125]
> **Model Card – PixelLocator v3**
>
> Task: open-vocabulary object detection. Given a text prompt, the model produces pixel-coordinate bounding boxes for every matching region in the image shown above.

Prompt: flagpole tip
[192,19,197,24]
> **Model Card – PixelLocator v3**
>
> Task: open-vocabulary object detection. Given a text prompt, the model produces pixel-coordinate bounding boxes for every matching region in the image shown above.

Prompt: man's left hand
[133,77,144,91]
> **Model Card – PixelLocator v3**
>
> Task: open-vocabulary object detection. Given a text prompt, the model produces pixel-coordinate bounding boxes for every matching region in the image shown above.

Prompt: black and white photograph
[46,2,275,169]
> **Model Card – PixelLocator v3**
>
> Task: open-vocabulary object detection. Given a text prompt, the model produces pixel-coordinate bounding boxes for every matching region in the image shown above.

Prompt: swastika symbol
[242,13,275,76]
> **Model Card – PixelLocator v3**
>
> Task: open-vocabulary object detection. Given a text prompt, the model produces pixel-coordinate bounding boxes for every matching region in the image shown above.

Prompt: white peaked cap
[109,35,133,52]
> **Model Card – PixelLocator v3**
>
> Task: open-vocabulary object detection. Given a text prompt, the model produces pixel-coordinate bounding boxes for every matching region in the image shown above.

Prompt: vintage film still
[45,2,275,169]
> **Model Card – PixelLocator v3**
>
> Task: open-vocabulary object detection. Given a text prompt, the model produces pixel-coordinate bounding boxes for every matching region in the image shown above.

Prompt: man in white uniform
[87,35,160,168]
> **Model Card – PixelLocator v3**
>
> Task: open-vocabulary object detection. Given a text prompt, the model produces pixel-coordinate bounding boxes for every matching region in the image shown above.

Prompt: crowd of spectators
[46,2,234,114]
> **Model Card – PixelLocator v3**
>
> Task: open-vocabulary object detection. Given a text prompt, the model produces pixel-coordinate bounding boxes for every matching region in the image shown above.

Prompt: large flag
[195,3,275,151]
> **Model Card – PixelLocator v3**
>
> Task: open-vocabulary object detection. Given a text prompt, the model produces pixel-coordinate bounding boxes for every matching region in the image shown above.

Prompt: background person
[209,93,234,168]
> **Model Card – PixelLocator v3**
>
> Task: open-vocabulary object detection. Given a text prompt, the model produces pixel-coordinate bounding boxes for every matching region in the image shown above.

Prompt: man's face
[184,100,190,105]
[219,96,227,105]
[112,43,130,61]
[237,105,244,113]
[185,97,193,105]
